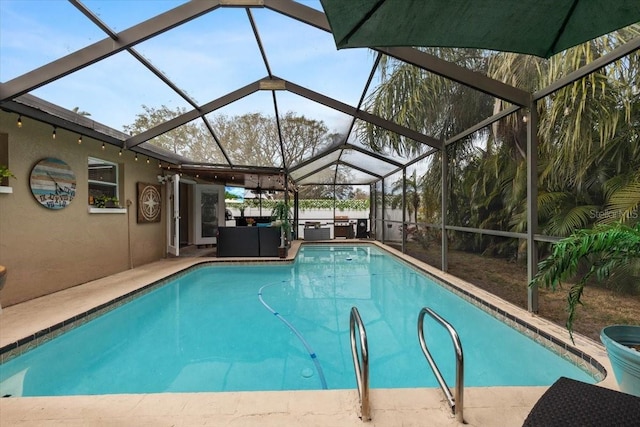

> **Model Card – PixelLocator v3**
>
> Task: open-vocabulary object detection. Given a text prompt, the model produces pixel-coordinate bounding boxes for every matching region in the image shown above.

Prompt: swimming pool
[0,244,598,396]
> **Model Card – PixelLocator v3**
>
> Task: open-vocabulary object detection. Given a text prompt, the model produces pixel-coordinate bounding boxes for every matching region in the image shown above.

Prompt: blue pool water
[0,245,596,396]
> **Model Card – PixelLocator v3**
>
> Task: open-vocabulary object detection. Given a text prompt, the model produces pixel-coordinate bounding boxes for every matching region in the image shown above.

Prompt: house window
[88,157,119,205]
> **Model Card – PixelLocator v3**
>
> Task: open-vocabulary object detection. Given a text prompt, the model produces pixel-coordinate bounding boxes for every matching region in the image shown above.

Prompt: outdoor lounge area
[1,0,640,426]
[216,225,281,257]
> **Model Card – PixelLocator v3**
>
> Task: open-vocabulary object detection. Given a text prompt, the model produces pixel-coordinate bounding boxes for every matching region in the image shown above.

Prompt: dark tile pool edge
[377,245,607,383]
[0,258,296,364]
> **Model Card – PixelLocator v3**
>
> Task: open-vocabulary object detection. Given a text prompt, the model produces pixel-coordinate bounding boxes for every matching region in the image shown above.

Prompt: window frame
[88,156,125,213]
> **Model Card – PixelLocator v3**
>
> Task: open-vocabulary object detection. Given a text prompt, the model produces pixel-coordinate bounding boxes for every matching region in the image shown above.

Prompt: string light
[118,149,122,156]
[134,153,138,161]
[146,157,150,164]
[101,142,105,150]
[78,135,83,144]
[158,161,162,168]
[52,127,57,140]
[17,116,22,128]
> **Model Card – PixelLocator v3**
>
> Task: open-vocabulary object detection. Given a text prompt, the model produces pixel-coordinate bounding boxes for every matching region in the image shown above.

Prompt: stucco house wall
[0,112,166,307]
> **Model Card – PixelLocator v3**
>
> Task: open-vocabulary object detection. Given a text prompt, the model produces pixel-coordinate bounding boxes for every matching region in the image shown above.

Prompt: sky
[0,0,379,134]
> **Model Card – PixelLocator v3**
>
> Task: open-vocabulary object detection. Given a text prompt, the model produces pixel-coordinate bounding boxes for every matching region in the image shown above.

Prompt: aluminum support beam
[383,105,521,181]
[265,0,529,106]
[0,1,222,102]
[126,81,261,148]
[292,158,381,185]
[381,179,386,244]
[445,105,522,147]
[337,161,383,179]
[377,47,530,107]
[441,148,448,272]
[527,104,539,313]
[445,225,526,240]
[289,142,402,177]
[402,168,407,254]
[534,37,640,101]
[285,81,442,150]
[265,0,329,31]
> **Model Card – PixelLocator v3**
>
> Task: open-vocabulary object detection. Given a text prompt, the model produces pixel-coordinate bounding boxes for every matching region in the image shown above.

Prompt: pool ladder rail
[349,306,371,421]
[349,306,464,423]
[418,307,465,424]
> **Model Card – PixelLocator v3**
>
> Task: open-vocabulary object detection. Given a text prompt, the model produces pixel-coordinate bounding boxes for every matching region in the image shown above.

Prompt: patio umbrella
[320,0,640,58]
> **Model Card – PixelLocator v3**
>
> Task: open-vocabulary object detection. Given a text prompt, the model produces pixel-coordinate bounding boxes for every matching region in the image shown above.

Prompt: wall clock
[30,158,76,209]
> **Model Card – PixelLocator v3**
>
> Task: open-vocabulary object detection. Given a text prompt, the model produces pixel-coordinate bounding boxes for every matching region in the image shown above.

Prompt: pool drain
[301,368,314,378]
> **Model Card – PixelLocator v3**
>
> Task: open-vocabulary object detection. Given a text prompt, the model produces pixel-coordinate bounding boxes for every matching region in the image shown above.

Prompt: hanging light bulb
[118,149,123,156]
[134,153,138,161]
[146,157,150,164]
[158,161,162,168]
[52,127,57,139]
[101,142,106,150]
[78,135,83,144]
[17,116,22,128]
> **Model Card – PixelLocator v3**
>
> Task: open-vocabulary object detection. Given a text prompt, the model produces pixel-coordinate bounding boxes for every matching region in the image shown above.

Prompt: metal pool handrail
[417,307,464,423]
[350,306,371,421]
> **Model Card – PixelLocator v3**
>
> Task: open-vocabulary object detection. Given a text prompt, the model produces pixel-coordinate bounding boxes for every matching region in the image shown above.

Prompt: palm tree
[360,27,640,256]
[390,170,421,224]
[530,222,640,338]
[361,48,494,157]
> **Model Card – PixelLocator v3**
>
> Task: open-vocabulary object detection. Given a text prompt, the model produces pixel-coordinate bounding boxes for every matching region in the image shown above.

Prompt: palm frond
[531,222,640,339]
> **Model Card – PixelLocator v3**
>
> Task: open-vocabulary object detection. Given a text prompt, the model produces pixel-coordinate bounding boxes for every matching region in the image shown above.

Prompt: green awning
[320,0,640,58]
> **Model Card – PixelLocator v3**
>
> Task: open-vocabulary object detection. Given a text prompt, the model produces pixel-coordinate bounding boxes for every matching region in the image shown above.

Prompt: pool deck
[0,240,618,426]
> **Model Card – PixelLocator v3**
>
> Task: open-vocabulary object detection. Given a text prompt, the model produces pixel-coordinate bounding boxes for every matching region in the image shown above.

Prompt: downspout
[126,198,133,269]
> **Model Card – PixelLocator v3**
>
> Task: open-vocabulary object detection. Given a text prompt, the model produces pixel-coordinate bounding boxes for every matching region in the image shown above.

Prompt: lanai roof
[1,0,639,191]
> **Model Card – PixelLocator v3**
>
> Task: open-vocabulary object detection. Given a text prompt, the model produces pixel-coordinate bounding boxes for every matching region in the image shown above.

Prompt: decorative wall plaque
[137,182,162,223]
[29,158,76,209]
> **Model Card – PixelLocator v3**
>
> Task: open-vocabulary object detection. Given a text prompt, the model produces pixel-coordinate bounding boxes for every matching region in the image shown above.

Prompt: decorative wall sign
[137,182,162,223]
[29,158,76,209]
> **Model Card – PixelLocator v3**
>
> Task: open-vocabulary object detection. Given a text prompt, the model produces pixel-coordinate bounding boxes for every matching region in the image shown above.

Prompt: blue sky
[0,0,378,134]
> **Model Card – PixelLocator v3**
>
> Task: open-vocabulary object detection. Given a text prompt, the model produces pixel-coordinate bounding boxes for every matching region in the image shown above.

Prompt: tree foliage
[361,26,640,259]
[124,105,216,161]
[531,222,640,338]
[124,108,338,170]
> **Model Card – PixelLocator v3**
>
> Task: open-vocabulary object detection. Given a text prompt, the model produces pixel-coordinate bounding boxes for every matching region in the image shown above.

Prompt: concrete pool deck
[0,241,618,426]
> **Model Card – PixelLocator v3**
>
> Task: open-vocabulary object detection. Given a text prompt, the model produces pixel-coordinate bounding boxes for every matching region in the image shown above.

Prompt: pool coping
[0,240,616,390]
